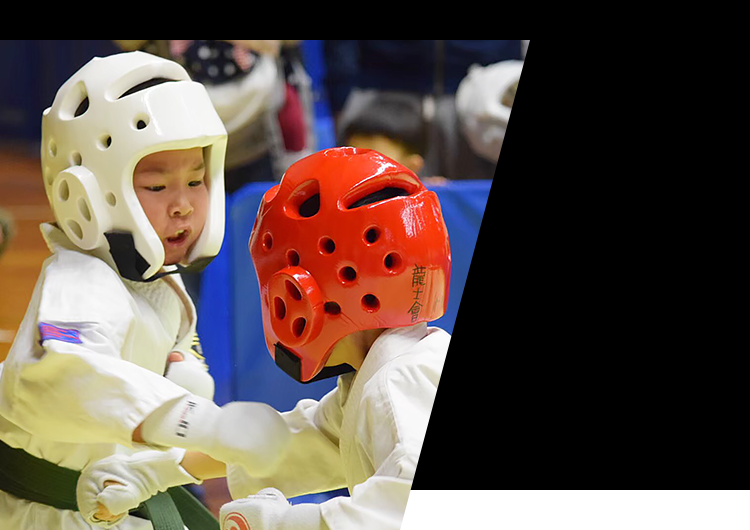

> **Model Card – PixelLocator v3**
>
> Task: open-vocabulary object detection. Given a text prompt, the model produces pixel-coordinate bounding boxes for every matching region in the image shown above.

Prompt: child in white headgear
[0,51,290,530]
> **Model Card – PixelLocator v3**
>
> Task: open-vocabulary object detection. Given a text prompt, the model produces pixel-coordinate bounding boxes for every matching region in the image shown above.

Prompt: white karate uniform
[0,223,210,529]
[226,322,450,530]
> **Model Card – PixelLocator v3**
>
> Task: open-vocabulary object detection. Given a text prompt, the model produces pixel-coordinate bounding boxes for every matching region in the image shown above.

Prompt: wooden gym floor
[0,143,232,516]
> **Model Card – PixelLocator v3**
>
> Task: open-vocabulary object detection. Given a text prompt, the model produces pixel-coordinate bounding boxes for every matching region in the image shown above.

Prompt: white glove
[76,448,200,528]
[140,395,291,476]
[220,488,326,530]
[165,357,215,400]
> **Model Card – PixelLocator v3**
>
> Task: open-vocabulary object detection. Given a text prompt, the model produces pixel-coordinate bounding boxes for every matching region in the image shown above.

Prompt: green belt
[0,439,219,530]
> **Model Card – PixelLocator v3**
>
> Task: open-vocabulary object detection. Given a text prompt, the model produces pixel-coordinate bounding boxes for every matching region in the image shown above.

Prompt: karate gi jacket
[227,323,450,530]
[0,223,210,529]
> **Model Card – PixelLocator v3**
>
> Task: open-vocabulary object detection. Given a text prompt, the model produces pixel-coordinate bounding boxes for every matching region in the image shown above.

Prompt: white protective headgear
[456,59,524,163]
[41,51,228,281]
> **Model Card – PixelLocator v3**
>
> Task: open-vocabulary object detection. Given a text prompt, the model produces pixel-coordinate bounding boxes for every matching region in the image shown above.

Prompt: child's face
[133,147,209,266]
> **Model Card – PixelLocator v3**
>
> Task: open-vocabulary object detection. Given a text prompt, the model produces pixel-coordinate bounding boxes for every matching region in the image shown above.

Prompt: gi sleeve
[319,357,441,530]
[0,255,190,446]
[227,380,349,500]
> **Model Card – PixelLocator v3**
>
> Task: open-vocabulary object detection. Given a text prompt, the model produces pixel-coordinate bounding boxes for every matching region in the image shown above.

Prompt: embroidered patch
[39,322,83,344]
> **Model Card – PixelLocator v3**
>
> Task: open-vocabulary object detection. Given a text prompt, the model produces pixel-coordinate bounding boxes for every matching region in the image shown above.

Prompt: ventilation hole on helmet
[339,266,357,283]
[274,297,287,320]
[347,187,410,209]
[364,227,381,244]
[44,167,54,186]
[66,219,83,240]
[298,194,320,218]
[286,249,300,267]
[105,192,117,206]
[48,139,57,157]
[262,232,273,251]
[286,280,302,301]
[384,252,403,273]
[325,302,341,315]
[292,317,307,338]
[286,179,320,220]
[60,81,88,120]
[78,198,91,222]
[318,237,335,255]
[361,294,380,312]
[118,78,177,99]
[69,151,82,166]
[135,118,149,130]
[98,134,112,150]
[58,179,70,202]
[74,97,89,117]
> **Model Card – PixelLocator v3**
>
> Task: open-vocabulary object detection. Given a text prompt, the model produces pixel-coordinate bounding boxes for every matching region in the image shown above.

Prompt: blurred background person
[323,40,525,180]
[115,40,315,192]
[455,58,524,167]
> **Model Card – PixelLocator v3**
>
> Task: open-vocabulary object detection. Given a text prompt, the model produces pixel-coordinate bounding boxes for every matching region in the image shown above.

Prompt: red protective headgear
[249,147,451,383]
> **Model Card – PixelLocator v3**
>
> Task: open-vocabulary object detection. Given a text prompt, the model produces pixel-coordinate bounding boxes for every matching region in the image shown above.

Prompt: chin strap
[274,343,355,384]
[145,256,215,282]
[105,231,214,282]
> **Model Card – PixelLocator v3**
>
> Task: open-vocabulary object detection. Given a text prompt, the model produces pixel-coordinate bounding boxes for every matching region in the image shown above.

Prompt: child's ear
[404,154,425,175]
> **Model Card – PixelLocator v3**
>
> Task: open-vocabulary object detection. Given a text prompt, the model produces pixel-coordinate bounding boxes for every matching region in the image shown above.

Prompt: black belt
[0,439,218,529]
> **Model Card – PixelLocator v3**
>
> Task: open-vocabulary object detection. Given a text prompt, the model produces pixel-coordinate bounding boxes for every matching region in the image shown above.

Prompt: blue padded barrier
[197,179,492,409]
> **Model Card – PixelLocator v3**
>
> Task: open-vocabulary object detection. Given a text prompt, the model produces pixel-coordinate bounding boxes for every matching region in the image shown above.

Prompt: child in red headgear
[78,147,452,530]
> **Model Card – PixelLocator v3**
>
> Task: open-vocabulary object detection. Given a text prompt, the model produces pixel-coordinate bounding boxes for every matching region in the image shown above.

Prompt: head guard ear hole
[60,81,88,120]
[285,280,302,301]
[339,266,357,284]
[286,179,321,219]
[74,97,89,118]
[262,232,273,251]
[362,294,380,312]
[292,318,307,338]
[286,249,300,266]
[78,198,92,222]
[66,219,83,240]
[364,227,381,244]
[318,237,335,255]
[324,302,341,315]
[274,297,287,320]
[298,194,320,218]
[69,151,82,166]
[58,179,70,202]
[98,134,112,150]
[105,192,117,207]
[384,252,403,273]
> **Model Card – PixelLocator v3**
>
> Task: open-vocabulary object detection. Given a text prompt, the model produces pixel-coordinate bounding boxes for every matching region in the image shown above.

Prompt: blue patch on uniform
[39,322,83,344]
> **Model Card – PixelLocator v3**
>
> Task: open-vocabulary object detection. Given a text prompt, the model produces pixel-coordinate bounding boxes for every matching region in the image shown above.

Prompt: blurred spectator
[114,40,314,192]
[337,91,426,174]
[323,40,524,180]
[337,91,448,186]
[455,59,524,165]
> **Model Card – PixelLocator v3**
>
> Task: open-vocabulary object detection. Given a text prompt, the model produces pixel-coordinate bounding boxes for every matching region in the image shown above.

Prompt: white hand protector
[140,394,291,476]
[220,488,326,530]
[76,448,199,528]
[165,360,215,400]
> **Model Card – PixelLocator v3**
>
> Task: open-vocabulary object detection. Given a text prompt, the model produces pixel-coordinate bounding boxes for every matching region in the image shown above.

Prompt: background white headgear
[41,51,228,281]
[456,59,524,163]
